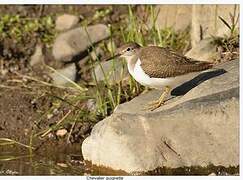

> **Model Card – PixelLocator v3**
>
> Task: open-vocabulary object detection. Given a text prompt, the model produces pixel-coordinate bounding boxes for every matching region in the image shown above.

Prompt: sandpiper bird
[105,42,213,111]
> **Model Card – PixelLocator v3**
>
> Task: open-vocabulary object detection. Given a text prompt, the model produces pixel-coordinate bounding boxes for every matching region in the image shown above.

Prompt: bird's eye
[126,48,131,51]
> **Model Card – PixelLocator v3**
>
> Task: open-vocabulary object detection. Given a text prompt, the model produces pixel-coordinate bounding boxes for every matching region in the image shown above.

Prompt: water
[0,145,127,175]
[0,145,239,176]
[0,152,86,175]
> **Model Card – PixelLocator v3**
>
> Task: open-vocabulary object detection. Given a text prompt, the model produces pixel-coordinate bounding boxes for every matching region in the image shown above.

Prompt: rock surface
[93,59,129,84]
[30,44,45,66]
[50,63,77,85]
[185,38,217,62]
[55,14,79,31]
[152,5,239,47]
[152,5,192,31]
[52,24,109,62]
[82,60,239,173]
[191,5,239,47]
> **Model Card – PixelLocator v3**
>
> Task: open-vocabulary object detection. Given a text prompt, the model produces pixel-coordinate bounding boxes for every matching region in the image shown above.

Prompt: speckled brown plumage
[138,46,213,78]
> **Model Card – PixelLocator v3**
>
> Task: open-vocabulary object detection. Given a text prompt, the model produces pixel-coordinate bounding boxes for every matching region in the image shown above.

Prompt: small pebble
[1,69,8,76]
[47,114,53,119]
[56,129,68,137]
[83,173,91,176]
[53,108,59,115]
[47,133,55,139]
[57,162,68,168]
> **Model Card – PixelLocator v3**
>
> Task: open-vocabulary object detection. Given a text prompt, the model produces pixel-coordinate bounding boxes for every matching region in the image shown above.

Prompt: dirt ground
[0,5,131,153]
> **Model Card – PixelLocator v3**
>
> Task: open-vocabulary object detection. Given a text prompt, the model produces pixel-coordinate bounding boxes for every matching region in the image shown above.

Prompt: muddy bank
[0,5,129,151]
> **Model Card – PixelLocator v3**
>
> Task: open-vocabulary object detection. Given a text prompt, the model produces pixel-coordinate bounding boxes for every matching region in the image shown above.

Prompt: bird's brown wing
[139,46,213,78]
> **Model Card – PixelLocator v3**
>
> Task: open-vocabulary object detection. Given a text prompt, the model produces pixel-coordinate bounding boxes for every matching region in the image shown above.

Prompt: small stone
[56,129,68,137]
[83,173,90,176]
[56,162,68,168]
[47,114,53,119]
[209,173,216,176]
[9,64,19,72]
[93,58,129,84]
[52,24,110,62]
[24,129,28,136]
[53,108,59,115]
[49,63,77,85]
[47,133,55,139]
[86,99,96,111]
[30,44,45,66]
[55,14,79,31]
[31,99,37,105]
[0,69,8,76]
[217,171,229,176]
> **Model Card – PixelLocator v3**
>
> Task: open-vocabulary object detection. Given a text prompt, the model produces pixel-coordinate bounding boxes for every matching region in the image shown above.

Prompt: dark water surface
[0,144,128,176]
[0,146,239,176]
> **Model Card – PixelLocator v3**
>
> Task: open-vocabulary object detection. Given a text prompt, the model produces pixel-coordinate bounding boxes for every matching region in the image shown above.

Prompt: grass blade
[218,16,232,30]
[0,138,35,150]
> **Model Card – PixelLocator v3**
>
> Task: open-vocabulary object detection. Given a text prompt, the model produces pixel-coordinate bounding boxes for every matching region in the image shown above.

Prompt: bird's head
[117,42,141,58]
[103,42,141,61]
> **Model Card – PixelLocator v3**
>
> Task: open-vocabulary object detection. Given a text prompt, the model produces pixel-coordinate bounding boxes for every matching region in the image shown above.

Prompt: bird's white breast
[127,59,199,90]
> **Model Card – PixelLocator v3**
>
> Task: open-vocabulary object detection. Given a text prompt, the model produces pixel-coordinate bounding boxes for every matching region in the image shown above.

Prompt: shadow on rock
[171,68,227,96]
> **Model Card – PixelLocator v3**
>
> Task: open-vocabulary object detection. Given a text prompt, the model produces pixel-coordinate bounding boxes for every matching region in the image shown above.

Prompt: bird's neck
[125,55,138,75]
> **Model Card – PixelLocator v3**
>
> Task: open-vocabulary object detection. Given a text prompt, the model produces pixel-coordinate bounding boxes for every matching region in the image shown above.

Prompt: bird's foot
[147,100,159,105]
[143,100,165,111]
[142,86,171,111]
[141,87,150,95]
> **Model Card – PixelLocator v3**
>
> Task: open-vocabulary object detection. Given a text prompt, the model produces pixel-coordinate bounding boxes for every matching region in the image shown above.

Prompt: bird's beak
[102,53,120,61]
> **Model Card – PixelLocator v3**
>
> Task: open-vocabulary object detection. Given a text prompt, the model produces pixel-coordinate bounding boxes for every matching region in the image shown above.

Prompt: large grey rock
[152,5,192,31]
[93,59,129,84]
[191,5,239,47]
[55,14,79,31]
[151,5,239,48]
[53,24,109,62]
[185,38,217,62]
[82,60,239,173]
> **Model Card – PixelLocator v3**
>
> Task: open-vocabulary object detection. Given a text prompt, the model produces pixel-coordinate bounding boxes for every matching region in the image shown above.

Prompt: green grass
[211,5,239,62]
[0,138,35,150]
[0,15,56,45]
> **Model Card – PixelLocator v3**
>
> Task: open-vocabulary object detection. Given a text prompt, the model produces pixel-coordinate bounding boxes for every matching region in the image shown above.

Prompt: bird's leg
[146,86,171,111]
[141,87,150,94]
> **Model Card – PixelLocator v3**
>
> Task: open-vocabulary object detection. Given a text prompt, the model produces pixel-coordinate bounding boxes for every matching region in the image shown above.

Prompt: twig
[0,138,35,150]
[38,5,45,17]
[66,116,78,144]
[0,85,22,90]
[14,72,78,91]
[45,65,88,92]
[163,141,180,157]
